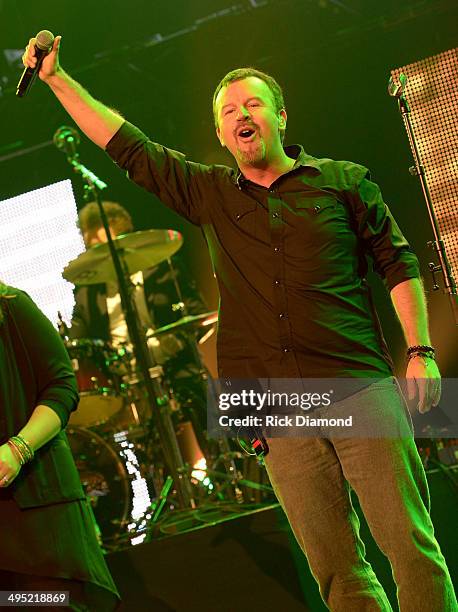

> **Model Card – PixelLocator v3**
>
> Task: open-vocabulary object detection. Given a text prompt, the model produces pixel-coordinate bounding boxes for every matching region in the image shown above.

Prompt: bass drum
[65,339,125,428]
[67,427,130,547]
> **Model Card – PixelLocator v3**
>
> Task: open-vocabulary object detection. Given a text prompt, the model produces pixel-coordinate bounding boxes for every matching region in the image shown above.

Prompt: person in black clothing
[22,36,457,611]
[0,283,119,611]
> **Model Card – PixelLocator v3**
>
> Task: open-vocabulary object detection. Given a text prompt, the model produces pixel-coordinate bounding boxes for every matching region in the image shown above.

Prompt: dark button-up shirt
[106,122,420,379]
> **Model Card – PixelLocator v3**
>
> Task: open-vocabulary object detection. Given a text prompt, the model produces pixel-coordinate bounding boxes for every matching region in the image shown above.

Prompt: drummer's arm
[23,36,123,149]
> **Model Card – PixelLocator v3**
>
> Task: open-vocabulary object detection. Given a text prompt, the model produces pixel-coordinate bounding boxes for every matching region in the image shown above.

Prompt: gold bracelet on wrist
[16,434,35,461]
[7,439,26,465]
[9,435,34,464]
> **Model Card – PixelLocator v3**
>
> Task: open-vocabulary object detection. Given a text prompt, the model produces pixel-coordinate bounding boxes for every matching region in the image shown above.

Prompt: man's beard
[236,139,266,165]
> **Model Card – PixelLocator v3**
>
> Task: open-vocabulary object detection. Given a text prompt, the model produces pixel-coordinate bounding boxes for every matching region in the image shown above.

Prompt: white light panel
[391,48,458,286]
[0,179,86,328]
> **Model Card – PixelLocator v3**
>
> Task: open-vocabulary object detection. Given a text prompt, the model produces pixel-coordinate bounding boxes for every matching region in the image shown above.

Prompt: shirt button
[235,214,241,220]
[282,347,290,353]
[274,247,280,252]
[279,313,287,319]
[274,279,281,285]
[272,212,279,219]
[314,205,321,212]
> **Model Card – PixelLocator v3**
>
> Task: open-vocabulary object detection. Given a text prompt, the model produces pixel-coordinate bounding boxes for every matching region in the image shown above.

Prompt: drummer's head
[78,201,134,247]
[0,281,15,326]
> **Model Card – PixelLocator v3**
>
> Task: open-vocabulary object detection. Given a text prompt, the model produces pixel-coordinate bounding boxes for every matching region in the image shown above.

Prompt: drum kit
[61,228,271,550]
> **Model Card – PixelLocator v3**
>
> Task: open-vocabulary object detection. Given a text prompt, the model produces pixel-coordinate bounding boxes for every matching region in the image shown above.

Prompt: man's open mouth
[237,127,257,141]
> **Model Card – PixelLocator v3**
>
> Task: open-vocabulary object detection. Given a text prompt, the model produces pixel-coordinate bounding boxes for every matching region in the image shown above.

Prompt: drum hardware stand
[162,257,210,379]
[56,310,69,338]
[179,458,273,503]
[54,126,195,510]
[155,261,216,463]
[142,443,275,539]
[155,283,273,504]
[207,441,274,500]
[203,465,273,495]
[162,257,212,452]
[149,475,174,523]
[207,439,245,502]
[388,74,458,325]
[166,256,186,317]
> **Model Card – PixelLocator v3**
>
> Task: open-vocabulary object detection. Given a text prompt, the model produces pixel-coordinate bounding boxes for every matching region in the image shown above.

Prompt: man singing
[22,35,456,611]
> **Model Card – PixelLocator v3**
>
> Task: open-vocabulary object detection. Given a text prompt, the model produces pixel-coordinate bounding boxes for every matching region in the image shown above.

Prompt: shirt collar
[235,144,321,188]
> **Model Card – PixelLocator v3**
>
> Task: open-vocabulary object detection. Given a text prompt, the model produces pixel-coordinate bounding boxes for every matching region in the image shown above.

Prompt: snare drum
[66,338,125,427]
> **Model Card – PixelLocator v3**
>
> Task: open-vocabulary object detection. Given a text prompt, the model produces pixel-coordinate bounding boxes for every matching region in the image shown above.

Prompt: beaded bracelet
[407,344,435,355]
[407,344,436,361]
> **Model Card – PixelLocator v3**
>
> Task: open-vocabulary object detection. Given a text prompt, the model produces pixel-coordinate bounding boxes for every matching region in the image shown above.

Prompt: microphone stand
[388,75,458,325]
[55,127,195,510]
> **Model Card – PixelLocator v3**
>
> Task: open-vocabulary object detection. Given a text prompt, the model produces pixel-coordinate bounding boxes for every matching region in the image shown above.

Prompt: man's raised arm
[22,35,124,149]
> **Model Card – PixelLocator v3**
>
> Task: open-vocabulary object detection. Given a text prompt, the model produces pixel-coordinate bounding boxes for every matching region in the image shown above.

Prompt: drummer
[70,201,207,353]
[69,201,210,454]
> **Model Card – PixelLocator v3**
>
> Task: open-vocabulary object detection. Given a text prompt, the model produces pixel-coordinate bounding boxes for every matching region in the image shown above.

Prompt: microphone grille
[35,30,55,52]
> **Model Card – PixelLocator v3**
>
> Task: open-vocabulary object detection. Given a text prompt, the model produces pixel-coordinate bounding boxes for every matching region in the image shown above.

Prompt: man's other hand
[405,356,441,413]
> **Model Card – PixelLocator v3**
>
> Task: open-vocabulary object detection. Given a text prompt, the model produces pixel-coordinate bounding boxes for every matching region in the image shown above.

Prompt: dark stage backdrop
[1,0,457,374]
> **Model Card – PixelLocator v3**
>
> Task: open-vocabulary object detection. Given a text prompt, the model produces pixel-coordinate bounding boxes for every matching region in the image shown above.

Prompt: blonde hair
[78,201,134,245]
[0,282,15,325]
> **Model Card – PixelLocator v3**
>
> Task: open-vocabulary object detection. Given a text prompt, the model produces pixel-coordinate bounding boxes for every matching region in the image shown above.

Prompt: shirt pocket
[217,196,260,255]
[286,194,354,263]
[295,195,340,215]
[294,194,351,226]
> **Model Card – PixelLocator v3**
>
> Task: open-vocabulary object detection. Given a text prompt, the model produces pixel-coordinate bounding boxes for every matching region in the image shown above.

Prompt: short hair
[212,67,286,130]
[0,281,15,326]
[78,201,134,241]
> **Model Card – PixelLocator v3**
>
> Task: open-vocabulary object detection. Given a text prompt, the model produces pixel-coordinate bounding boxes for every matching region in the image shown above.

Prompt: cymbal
[63,229,183,285]
[149,311,218,337]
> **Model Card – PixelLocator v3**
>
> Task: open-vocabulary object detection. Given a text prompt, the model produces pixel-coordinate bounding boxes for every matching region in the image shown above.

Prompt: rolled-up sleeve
[352,177,421,291]
[12,292,79,427]
[106,121,213,226]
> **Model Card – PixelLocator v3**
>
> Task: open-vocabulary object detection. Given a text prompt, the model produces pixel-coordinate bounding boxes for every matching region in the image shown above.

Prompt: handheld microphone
[16,30,55,98]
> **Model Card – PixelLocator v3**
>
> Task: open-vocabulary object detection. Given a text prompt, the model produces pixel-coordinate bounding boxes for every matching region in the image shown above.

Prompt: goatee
[236,141,266,165]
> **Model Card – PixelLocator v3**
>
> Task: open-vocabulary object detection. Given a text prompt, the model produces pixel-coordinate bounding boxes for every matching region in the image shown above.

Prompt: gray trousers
[264,378,457,611]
